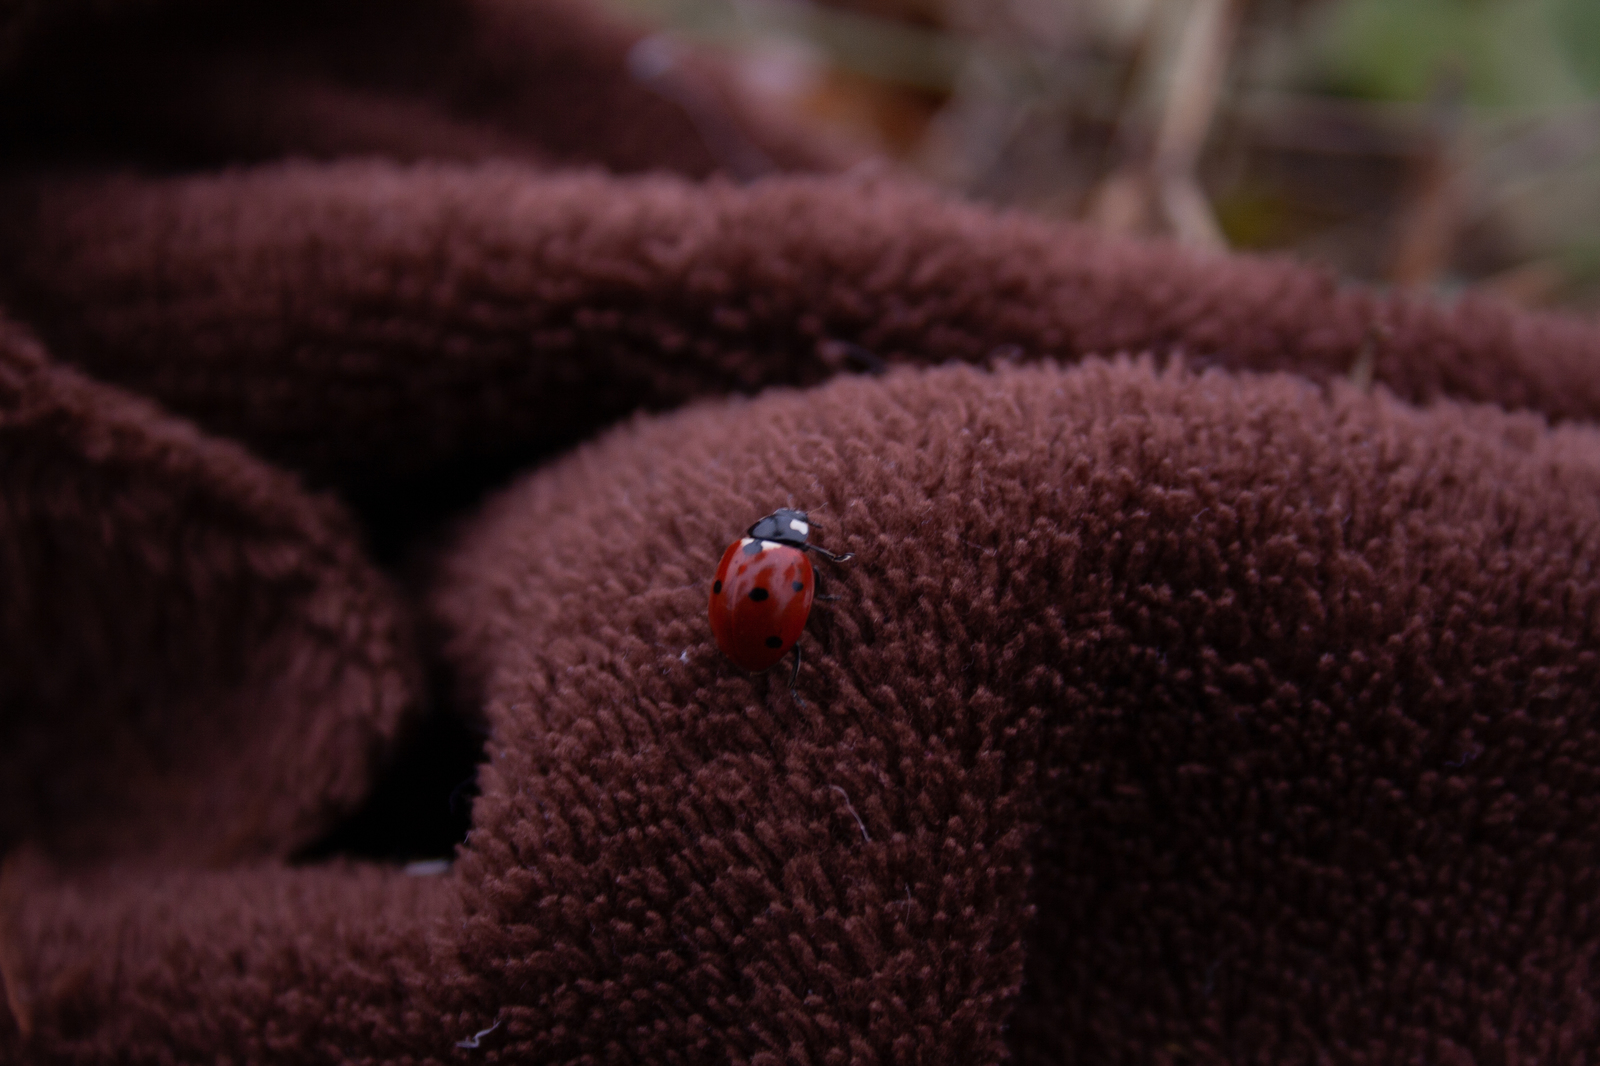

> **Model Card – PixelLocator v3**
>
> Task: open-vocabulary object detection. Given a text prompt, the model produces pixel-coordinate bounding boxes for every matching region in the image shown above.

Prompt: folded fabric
[2,1,1599,1063]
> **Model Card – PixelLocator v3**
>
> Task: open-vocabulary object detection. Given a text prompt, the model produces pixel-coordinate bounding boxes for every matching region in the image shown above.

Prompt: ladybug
[708,509,853,683]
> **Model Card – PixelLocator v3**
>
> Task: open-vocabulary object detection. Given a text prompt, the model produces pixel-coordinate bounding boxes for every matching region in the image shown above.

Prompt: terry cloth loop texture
[1,167,1598,503]
[8,359,1599,1062]
[1,0,1600,1062]
[0,317,420,867]
[429,361,1600,1065]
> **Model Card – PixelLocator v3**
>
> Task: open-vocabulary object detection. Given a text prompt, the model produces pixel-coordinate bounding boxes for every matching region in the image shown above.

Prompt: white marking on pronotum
[789,518,809,536]
[456,1020,501,1049]
[761,540,779,551]
[738,537,753,547]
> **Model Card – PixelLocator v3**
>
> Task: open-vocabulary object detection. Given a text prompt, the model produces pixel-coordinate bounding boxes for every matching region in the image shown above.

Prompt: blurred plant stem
[599,0,1600,312]
[1089,0,1242,249]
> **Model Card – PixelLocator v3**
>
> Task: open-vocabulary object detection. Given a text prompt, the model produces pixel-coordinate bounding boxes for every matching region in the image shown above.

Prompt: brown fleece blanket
[3,2,1600,1063]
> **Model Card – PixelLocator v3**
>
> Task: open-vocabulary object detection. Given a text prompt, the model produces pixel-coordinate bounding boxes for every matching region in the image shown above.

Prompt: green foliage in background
[1309,0,1600,106]
[602,0,1600,305]
[1553,0,1600,94]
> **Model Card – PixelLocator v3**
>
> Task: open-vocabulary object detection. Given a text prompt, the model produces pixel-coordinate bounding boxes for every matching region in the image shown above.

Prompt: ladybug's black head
[746,509,811,548]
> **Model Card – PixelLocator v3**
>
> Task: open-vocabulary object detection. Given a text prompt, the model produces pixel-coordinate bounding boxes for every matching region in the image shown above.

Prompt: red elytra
[708,509,852,675]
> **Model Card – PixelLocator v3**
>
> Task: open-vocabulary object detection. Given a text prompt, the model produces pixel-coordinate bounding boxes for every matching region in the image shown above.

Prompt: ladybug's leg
[809,545,854,564]
[788,644,804,704]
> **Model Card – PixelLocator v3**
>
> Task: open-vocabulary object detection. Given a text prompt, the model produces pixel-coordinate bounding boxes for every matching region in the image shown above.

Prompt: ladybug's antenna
[791,514,853,561]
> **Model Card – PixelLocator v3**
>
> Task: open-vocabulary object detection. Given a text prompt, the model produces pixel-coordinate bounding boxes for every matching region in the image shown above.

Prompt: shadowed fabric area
[1,1,1599,1064]
[0,318,419,866]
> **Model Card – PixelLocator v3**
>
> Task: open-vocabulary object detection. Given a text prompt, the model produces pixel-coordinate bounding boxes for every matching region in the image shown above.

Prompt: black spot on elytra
[765,636,783,648]
[742,540,764,556]
[749,587,769,602]
[792,581,805,592]
[712,580,722,594]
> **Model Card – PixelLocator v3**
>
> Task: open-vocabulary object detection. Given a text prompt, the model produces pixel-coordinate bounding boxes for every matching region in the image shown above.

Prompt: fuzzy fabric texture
[2,1,1600,1064]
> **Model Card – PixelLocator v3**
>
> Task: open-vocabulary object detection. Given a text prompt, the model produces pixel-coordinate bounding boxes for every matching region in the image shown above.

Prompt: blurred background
[604,0,1600,314]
